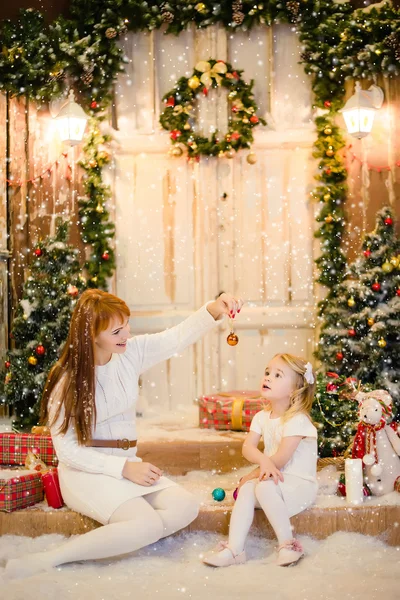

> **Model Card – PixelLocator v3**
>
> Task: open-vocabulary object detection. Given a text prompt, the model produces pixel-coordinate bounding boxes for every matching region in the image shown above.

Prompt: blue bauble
[212,487,226,502]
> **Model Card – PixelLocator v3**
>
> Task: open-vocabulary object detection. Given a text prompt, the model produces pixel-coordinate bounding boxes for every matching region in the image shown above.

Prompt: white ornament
[363,453,375,466]
[370,463,383,477]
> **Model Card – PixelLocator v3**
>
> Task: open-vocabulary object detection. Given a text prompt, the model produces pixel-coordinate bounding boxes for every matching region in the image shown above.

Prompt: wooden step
[1,503,398,546]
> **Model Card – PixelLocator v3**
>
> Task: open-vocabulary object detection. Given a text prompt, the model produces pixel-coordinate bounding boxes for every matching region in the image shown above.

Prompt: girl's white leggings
[228,479,294,555]
[5,485,199,578]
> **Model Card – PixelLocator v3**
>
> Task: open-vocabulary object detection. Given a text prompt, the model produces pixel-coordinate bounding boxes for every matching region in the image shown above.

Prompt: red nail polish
[237,309,241,313]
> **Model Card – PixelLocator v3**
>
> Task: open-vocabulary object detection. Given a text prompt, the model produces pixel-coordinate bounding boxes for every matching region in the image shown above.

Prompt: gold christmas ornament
[324,127,332,135]
[242,116,249,124]
[88,159,98,168]
[225,149,235,159]
[347,297,355,307]
[183,123,191,130]
[323,193,331,202]
[325,214,334,223]
[188,76,200,90]
[247,152,257,165]
[195,3,208,14]
[382,261,394,273]
[227,317,239,346]
[91,276,98,283]
[389,256,399,268]
[171,146,183,157]
[96,203,104,213]
[28,356,38,366]
[378,338,387,348]
[367,318,375,327]
[326,147,334,157]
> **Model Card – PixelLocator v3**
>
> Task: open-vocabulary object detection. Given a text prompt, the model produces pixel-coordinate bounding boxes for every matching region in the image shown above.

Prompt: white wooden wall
[111,24,317,411]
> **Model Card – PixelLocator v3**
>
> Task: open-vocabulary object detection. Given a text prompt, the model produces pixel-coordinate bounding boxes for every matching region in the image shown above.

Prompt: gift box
[42,468,64,509]
[199,390,265,432]
[0,433,58,467]
[0,469,44,512]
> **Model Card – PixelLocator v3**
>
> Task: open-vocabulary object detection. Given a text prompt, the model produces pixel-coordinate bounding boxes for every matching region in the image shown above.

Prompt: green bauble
[212,487,226,502]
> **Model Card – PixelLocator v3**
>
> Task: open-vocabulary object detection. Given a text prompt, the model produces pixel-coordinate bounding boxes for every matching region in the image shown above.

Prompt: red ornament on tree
[232,71,240,80]
[363,249,371,258]
[34,248,42,257]
[384,217,393,226]
[170,129,181,141]
[326,382,339,392]
[67,284,79,297]
[336,352,344,361]
[324,100,331,108]
[396,289,400,297]
[90,101,98,109]
[35,345,46,356]
[249,115,259,124]
[102,251,110,261]
[202,87,208,96]
[371,282,381,292]
[325,168,331,175]
[348,329,356,337]
[5,361,11,369]
[165,96,175,107]
[230,132,240,141]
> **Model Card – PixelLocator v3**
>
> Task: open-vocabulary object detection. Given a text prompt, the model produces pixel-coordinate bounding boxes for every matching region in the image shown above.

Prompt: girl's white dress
[250,410,318,516]
[49,304,220,524]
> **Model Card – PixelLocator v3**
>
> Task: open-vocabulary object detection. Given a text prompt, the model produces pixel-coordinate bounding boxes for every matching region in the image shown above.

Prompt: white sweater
[49,304,220,480]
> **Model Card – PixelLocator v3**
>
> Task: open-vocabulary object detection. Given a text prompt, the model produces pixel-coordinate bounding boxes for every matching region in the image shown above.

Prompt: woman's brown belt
[86,439,137,451]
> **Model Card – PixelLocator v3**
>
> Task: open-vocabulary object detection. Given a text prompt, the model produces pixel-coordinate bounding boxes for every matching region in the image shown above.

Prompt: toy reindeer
[352,390,400,496]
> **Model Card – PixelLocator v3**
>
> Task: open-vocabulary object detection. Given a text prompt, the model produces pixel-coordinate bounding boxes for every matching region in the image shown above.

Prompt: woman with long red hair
[6,289,243,578]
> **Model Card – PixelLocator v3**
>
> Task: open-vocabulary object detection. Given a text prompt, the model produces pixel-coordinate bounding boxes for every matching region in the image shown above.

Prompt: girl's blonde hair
[40,289,130,444]
[267,353,316,423]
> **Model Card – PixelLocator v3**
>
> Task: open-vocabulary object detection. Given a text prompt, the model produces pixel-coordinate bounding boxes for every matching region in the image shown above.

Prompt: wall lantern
[341,82,384,139]
[55,90,88,145]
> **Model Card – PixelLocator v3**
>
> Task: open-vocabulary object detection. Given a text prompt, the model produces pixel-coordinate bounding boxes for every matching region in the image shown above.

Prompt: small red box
[0,433,58,467]
[0,469,44,512]
[199,390,265,432]
[41,468,64,509]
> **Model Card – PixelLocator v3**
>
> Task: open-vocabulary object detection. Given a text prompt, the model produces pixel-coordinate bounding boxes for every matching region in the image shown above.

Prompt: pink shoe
[276,539,304,567]
[202,541,246,567]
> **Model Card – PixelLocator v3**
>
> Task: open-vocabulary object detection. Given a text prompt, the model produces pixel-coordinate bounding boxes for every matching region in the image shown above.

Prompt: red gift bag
[41,468,64,509]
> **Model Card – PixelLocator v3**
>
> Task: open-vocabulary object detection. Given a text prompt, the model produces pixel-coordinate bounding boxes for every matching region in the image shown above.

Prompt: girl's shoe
[276,538,304,567]
[202,541,246,567]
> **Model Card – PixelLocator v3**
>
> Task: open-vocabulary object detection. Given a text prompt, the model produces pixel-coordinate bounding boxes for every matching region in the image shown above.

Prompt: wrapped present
[0,433,58,467]
[0,469,44,512]
[42,468,64,509]
[199,390,265,432]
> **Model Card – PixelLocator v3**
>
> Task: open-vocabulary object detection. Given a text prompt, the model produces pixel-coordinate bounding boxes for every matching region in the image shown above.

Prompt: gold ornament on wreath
[160,59,266,161]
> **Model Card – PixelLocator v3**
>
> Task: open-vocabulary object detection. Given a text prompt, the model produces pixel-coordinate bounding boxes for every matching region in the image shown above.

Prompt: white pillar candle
[345,458,364,506]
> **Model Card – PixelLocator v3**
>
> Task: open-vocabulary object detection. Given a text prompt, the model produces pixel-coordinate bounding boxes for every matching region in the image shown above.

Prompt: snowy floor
[0,530,398,600]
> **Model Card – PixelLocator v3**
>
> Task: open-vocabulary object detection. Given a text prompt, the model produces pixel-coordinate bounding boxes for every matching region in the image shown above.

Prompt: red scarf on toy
[352,402,398,462]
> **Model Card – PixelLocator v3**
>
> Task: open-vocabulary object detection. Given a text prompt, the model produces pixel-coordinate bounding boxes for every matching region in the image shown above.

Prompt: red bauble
[384,217,393,226]
[90,101,98,109]
[34,248,42,257]
[35,345,45,356]
[326,382,339,392]
[396,289,400,297]
[250,115,259,124]
[232,71,240,80]
[325,168,331,175]
[324,100,331,108]
[336,352,344,361]
[165,96,175,107]
[5,361,11,369]
[202,87,208,96]
[170,129,181,141]
[102,251,110,261]
[348,329,356,337]
[363,249,371,258]
[371,282,381,292]
[230,131,240,141]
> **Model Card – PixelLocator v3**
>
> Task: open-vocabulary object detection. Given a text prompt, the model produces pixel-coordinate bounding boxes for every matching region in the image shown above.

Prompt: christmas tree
[1,220,86,430]
[314,206,400,454]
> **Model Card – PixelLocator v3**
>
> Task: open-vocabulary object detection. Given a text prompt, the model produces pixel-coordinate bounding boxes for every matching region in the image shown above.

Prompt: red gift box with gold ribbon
[0,469,44,512]
[198,391,265,432]
[0,433,58,467]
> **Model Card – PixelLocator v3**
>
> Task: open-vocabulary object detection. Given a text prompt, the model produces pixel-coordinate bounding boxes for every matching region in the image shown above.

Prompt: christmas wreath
[159,59,266,161]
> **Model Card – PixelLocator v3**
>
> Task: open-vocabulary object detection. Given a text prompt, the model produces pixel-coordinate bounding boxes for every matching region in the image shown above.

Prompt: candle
[345,458,364,506]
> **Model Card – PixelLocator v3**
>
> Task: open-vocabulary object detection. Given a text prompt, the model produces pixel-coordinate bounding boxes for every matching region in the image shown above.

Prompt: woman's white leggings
[228,479,294,555]
[5,486,199,578]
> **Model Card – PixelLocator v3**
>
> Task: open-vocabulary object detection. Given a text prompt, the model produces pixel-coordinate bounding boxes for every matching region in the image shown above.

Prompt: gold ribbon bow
[195,60,228,88]
[218,392,263,431]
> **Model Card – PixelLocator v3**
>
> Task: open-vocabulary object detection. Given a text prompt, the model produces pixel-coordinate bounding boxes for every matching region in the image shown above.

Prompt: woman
[5,289,243,579]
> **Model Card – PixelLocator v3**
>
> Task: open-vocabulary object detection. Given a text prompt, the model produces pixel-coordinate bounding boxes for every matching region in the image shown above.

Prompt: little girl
[6,288,242,579]
[203,353,318,568]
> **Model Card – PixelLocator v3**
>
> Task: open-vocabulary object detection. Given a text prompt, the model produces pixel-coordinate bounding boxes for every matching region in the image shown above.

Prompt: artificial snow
[0,530,398,600]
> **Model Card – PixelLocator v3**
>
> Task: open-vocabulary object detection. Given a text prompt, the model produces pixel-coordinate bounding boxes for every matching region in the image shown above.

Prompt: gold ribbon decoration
[218,392,263,431]
[195,60,228,88]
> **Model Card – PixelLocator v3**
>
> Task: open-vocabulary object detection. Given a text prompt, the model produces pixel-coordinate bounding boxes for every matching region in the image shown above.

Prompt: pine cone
[233,11,245,25]
[300,50,312,63]
[161,11,174,23]
[105,27,117,39]
[286,1,300,22]
[81,72,94,85]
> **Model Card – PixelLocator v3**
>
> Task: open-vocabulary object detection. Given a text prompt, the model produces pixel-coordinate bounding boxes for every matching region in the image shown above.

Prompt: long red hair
[40,289,130,444]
